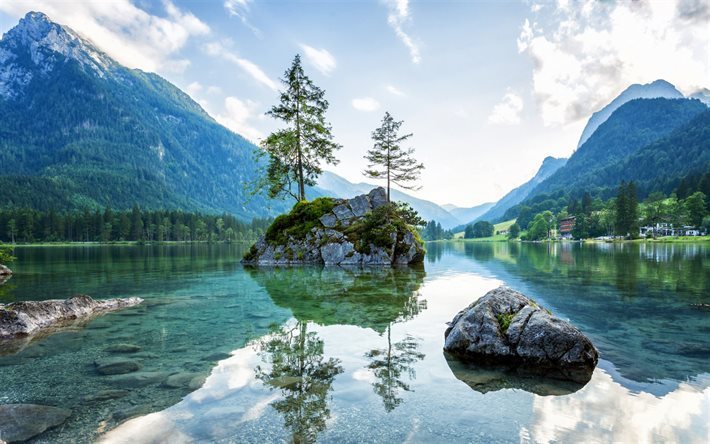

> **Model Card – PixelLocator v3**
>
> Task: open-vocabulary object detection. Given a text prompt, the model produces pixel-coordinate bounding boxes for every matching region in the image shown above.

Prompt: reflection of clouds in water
[522,370,710,444]
[100,345,266,443]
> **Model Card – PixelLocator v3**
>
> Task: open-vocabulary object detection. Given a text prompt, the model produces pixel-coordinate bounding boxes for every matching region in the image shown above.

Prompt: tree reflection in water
[365,288,426,412]
[247,265,427,434]
[255,321,343,444]
[366,331,425,412]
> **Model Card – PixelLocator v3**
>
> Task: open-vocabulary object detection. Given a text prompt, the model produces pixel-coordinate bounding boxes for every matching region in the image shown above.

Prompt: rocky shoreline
[444,286,598,383]
[0,295,143,339]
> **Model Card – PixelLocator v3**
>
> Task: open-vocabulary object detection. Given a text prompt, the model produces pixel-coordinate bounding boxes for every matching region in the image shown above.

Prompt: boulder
[348,194,371,217]
[368,187,388,209]
[243,187,425,266]
[0,295,143,339]
[332,204,355,221]
[0,264,11,276]
[0,404,71,442]
[444,286,598,383]
[319,213,338,228]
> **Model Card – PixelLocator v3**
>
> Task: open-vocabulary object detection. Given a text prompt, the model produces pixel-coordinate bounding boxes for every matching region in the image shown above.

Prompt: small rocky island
[444,286,598,383]
[243,187,425,266]
[0,294,143,339]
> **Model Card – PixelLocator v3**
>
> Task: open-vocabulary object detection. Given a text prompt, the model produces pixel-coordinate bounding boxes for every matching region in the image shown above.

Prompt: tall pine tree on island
[364,112,424,202]
[259,55,341,202]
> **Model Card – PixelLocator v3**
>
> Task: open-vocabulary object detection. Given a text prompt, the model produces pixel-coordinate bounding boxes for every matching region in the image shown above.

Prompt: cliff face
[243,187,425,266]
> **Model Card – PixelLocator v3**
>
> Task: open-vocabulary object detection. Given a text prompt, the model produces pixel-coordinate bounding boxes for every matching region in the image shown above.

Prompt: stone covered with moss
[242,187,425,266]
[444,286,598,383]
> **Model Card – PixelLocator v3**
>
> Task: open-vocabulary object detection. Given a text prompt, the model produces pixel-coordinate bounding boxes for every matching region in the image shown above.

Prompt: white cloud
[488,91,524,125]
[383,0,421,64]
[518,0,710,125]
[0,0,209,74]
[386,84,406,97]
[203,41,277,91]
[352,97,381,112]
[214,96,264,141]
[206,85,222,95]
[299,44,336,76]
[186,81,203,97]
[223,0,261,37]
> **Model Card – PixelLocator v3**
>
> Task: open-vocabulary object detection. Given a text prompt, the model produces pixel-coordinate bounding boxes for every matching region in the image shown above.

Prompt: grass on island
[453,219,517,242]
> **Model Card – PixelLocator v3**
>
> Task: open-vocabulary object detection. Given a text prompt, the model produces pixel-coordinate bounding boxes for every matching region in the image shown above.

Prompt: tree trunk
[386,141,391,203]
[295,79,305,202]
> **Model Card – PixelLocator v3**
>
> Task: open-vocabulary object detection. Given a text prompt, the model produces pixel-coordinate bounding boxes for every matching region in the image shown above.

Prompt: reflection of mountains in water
[436,241,710,387]
[245,266,427,333]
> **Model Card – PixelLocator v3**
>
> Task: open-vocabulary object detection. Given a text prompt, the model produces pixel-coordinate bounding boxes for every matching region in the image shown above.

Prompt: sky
[0,0,708,207]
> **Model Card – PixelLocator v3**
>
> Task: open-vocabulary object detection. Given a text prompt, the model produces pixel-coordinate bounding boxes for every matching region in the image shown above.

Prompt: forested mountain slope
[0,12,291,219]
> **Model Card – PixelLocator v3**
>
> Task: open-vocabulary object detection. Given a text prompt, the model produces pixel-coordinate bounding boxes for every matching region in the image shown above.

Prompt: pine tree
[615,181,639,238]
[364,112,424,202]
[260,55,341,202]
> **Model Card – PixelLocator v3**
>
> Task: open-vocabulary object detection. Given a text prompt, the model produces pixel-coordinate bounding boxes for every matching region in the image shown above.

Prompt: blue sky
[1,1,708,207]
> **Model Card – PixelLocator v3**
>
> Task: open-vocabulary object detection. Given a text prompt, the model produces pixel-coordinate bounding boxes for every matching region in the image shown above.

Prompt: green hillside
[501,98,709,221]
[0,12,291,219]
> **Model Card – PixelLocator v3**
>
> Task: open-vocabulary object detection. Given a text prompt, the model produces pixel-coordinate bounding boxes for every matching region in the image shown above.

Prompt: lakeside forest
[422,178,710,241]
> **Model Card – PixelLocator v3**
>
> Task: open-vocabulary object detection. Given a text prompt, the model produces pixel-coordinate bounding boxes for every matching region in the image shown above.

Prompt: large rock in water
[243,187,425,266]
[444,286,598,383]
[0,295,143,339]
[0,404,71,442]
[0,264,11,276]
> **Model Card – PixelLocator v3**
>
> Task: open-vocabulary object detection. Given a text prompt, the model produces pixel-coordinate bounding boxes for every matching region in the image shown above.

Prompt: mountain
[576,80,683,148]
[597,108,710,189]
[690,88,710,106]
[444,202,495,224]
[470,156,567,224]
[316,171,462,228]
[502,97,709,221]
[530,98,707,199]
[0,12,302,219]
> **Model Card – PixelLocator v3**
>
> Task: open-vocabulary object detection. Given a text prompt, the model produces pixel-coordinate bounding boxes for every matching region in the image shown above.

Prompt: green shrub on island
[264,198,337,245]
[0,242,14,264]
[344,203,424,255]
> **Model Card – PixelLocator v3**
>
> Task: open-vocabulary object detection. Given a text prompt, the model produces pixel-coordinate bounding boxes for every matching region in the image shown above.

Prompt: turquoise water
[0,242,708,443]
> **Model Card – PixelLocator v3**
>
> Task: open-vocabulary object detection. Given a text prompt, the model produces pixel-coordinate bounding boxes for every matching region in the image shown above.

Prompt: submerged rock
[83,389,130,403]
[106,371,168,388]
[0,295,143,339]
[444,286,598,383]
[163,372,207,390]
[243,187,425,266]
[95,357,141,375]
[0,404,71,442]
[105,343,141,354]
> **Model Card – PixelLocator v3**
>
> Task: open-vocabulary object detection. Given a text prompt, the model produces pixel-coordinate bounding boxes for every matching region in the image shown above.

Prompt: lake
[0,242,708,443]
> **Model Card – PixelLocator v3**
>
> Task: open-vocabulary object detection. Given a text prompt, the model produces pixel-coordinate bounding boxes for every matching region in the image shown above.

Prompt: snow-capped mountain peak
[0,11,114,99]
